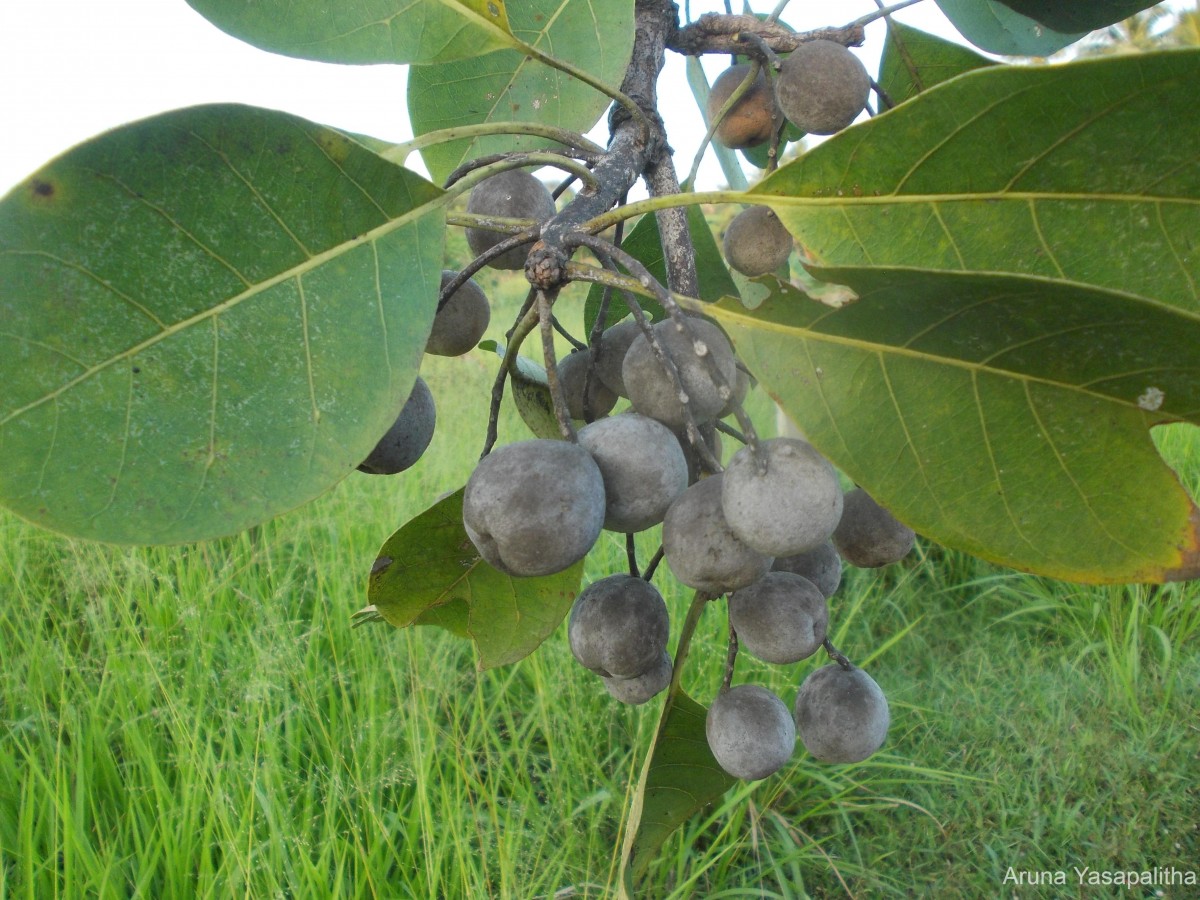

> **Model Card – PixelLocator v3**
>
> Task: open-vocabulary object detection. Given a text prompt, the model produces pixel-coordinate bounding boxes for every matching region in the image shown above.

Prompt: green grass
[2,277,1198,897]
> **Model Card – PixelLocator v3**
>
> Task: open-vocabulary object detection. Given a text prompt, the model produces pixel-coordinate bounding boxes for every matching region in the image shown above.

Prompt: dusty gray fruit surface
[722,438,844,557]
[706,684,796,780]
[358,376,437,475]
[426,271,490,357]
[463,439,605,577]
[775,40,870,135]
[673,422,723,485]
[556,348,619,421]
[465,169,556,270]
[603,650,672,705]
[592,319,643,397]
[772,540,842,598]
[722,206,793,277]
[622,317,737,429]
[707,63,781,149]
[729,571,828,664]
[662,474,773,594]
[578,414,688,533]
[568,573,669,678]
[833,487,916,568]
[793,664,889,763]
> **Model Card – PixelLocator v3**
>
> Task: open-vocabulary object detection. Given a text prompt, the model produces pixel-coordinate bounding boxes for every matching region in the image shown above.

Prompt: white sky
[0,1,970,196]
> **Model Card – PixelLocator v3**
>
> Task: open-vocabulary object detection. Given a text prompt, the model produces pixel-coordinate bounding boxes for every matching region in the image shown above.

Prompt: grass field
[2,279,1198,898]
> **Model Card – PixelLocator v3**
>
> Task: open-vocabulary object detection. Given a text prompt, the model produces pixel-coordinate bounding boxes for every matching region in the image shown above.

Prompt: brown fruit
[775,40,870,136]
[707,64,781,150]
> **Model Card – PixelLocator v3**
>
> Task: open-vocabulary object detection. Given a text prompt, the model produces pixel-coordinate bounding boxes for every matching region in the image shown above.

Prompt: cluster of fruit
[711,39,872,278]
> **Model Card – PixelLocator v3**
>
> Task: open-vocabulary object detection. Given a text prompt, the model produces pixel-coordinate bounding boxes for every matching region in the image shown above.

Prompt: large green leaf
[184,0,514,65]
[879,21,996,107]
[582,206,739,330]
[707,274,1200,583]
[754,50,1200,313]
[621,689,736,885]
[408,0,636,183]
[936,0,1086,56]
[0,104,446,544]
[368,488,584,668]
[992,0,1162,34]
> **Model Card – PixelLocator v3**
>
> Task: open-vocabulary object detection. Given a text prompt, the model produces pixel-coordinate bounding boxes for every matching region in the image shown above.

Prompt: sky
[0,1,972,196]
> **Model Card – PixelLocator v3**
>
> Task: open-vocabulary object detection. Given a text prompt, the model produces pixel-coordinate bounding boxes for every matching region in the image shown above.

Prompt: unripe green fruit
[729,571,828,665]
[722,206,793,277]
[568,574,669,678]
[773,540,842,598]
[793,664,889,763]
[592,319,643,397]
[426,271,491,357]
[706,684,796,780]
[577,413,688,533]
[622,317,737,429]
[722,438,844,557]
[833,488,916,568]
[463,439,605,577]
[663,474,773,594]
[775,40,870,135]
[707,64,781,149]
[465,169,556,270]
[556,348,619,421]
[604,650,672,705]
[358,376,436,475]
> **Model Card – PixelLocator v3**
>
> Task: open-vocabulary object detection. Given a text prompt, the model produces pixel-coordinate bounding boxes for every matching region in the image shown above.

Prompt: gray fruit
[833,488,915,568]
[604,650,672,705]
[592,319,643,397]
[569,573,670,678]
[793,663,889,763]
[772,540,842,598]
[723,206,793,278]
[718,364,753,420]
[426,271,491,357]
[674,422,723,484]
[706,64,781,150]
[662,474,773,595]
[622,317,737,429]
[775,40,870,136]
[729,571,828,665]
[578,414,688,533]
[358,376,436,475]
[463,439,605,577]
[706,684,796,780]
[722,438,843,557]
[556,348,619,421]
[465,169,556,270]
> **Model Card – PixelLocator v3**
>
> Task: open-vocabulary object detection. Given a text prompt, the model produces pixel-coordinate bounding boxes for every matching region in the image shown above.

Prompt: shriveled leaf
[707,274,1200,584]
[992,0,1162,33]
[583,206,738,330]
[879,20,996,106]
[621,689,736,884]
[408,0,635,184]
[185,0,514,65]
[936,0,1085,56]
[0,104,445,544]
[755,50,1200,314]
[368,489,584,668]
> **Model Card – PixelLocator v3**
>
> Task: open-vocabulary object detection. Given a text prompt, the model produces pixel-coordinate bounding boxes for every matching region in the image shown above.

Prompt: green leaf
[879,20,996,107]
[707,274,1200,583]
[184,0,514,65]
[0,104,446,544]
[754,50,1200,312]
[936,0,1086,56]
[991,0,1162,34]
[408,0,636,184]
[509,355,564,440]
[582,206,739,330]
[621,689,736,884]
[368,488,584,668]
